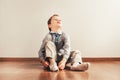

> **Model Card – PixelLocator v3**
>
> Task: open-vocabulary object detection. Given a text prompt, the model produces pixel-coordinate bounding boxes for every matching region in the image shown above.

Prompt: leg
[45,41,59,71]
[66,50,90,71]
[45,41,57,60]
[66,50,82,65]
[70,50,83,64]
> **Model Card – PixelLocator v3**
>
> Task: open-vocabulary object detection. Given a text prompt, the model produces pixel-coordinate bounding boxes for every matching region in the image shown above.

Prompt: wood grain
[0,61,120,80]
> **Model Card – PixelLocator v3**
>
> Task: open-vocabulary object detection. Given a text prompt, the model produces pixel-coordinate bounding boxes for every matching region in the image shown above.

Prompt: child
[38,14,90,71]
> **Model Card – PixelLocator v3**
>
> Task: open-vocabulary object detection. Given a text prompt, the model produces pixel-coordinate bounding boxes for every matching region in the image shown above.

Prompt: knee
[46,41,55,47]
[70,50,82,56]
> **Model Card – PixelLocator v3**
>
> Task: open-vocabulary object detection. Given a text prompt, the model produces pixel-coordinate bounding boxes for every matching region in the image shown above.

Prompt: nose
[57,20,61,24]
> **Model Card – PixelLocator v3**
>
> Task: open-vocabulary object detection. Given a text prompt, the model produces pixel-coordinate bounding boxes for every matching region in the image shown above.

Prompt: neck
[51,27,61,33]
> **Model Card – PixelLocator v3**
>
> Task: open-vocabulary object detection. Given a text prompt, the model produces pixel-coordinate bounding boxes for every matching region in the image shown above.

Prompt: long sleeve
[59,33,71,60]
[38,38,46,62]
[38,33,52,62]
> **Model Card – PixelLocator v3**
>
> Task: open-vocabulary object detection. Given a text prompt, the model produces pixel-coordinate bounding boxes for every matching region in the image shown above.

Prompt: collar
[50,30,62,35]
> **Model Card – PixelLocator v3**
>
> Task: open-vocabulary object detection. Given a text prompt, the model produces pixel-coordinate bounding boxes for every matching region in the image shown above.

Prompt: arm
[58,33,71,70]
[38,39,46,62]
[38,33,51,67]
[59,33,71,61]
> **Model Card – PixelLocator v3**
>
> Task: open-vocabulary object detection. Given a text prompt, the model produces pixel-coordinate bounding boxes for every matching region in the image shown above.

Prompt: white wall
[0,0,120,57]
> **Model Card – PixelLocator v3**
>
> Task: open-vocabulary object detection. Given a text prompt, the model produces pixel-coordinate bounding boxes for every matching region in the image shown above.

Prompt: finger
[58,63,62,68]
[58,62,62,66]
[44,64,48,67]
[45,61,49,65]
[45,63,49,66]
[44,62,49,67]
[45,62,49,65]
[59,64,64,69]
[59,66,64,70]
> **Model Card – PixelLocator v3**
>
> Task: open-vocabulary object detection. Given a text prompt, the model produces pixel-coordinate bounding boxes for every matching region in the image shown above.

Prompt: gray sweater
[38,31,71,62]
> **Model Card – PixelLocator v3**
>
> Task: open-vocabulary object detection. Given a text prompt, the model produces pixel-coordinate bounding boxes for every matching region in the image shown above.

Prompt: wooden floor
[0,61,120,80]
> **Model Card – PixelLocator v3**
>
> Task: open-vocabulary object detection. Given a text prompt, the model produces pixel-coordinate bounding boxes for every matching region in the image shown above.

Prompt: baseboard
[82,57,120,62]
[0,58,39,62]
[0,57,120,62]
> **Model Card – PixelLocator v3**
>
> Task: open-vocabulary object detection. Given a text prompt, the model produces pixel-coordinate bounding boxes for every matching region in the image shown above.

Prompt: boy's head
[47,14,62,31]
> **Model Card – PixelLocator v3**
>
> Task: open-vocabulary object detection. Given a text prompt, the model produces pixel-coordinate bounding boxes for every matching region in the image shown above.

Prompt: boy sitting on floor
[38,14,90,71]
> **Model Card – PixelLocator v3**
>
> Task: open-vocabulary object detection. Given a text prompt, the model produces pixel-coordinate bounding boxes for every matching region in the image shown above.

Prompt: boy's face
[49,16,62,29]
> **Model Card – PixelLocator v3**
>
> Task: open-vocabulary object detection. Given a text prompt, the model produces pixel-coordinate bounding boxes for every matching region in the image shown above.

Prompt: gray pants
[45,41,83,65]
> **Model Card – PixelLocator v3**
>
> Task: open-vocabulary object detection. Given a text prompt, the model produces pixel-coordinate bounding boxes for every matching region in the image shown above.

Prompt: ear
[48,24,51,28]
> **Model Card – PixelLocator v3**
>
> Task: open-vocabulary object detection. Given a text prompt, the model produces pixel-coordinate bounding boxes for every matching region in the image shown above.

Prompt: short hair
[47,14,59,31]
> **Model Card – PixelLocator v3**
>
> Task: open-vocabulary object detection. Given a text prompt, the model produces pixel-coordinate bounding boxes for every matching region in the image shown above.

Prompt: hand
[58,58,67,70]
[41,59,49,68]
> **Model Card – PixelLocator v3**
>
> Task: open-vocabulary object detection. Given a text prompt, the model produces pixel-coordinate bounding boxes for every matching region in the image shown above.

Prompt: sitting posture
[38,14,90,71]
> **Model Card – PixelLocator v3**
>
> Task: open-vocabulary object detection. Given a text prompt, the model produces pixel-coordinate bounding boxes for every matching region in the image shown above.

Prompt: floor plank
[0,61,120,80]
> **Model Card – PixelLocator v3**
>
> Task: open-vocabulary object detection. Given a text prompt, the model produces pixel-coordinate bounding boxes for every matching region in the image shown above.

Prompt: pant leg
[66,50,90,71]
[45,41,57,60]
[67,50,83,64]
